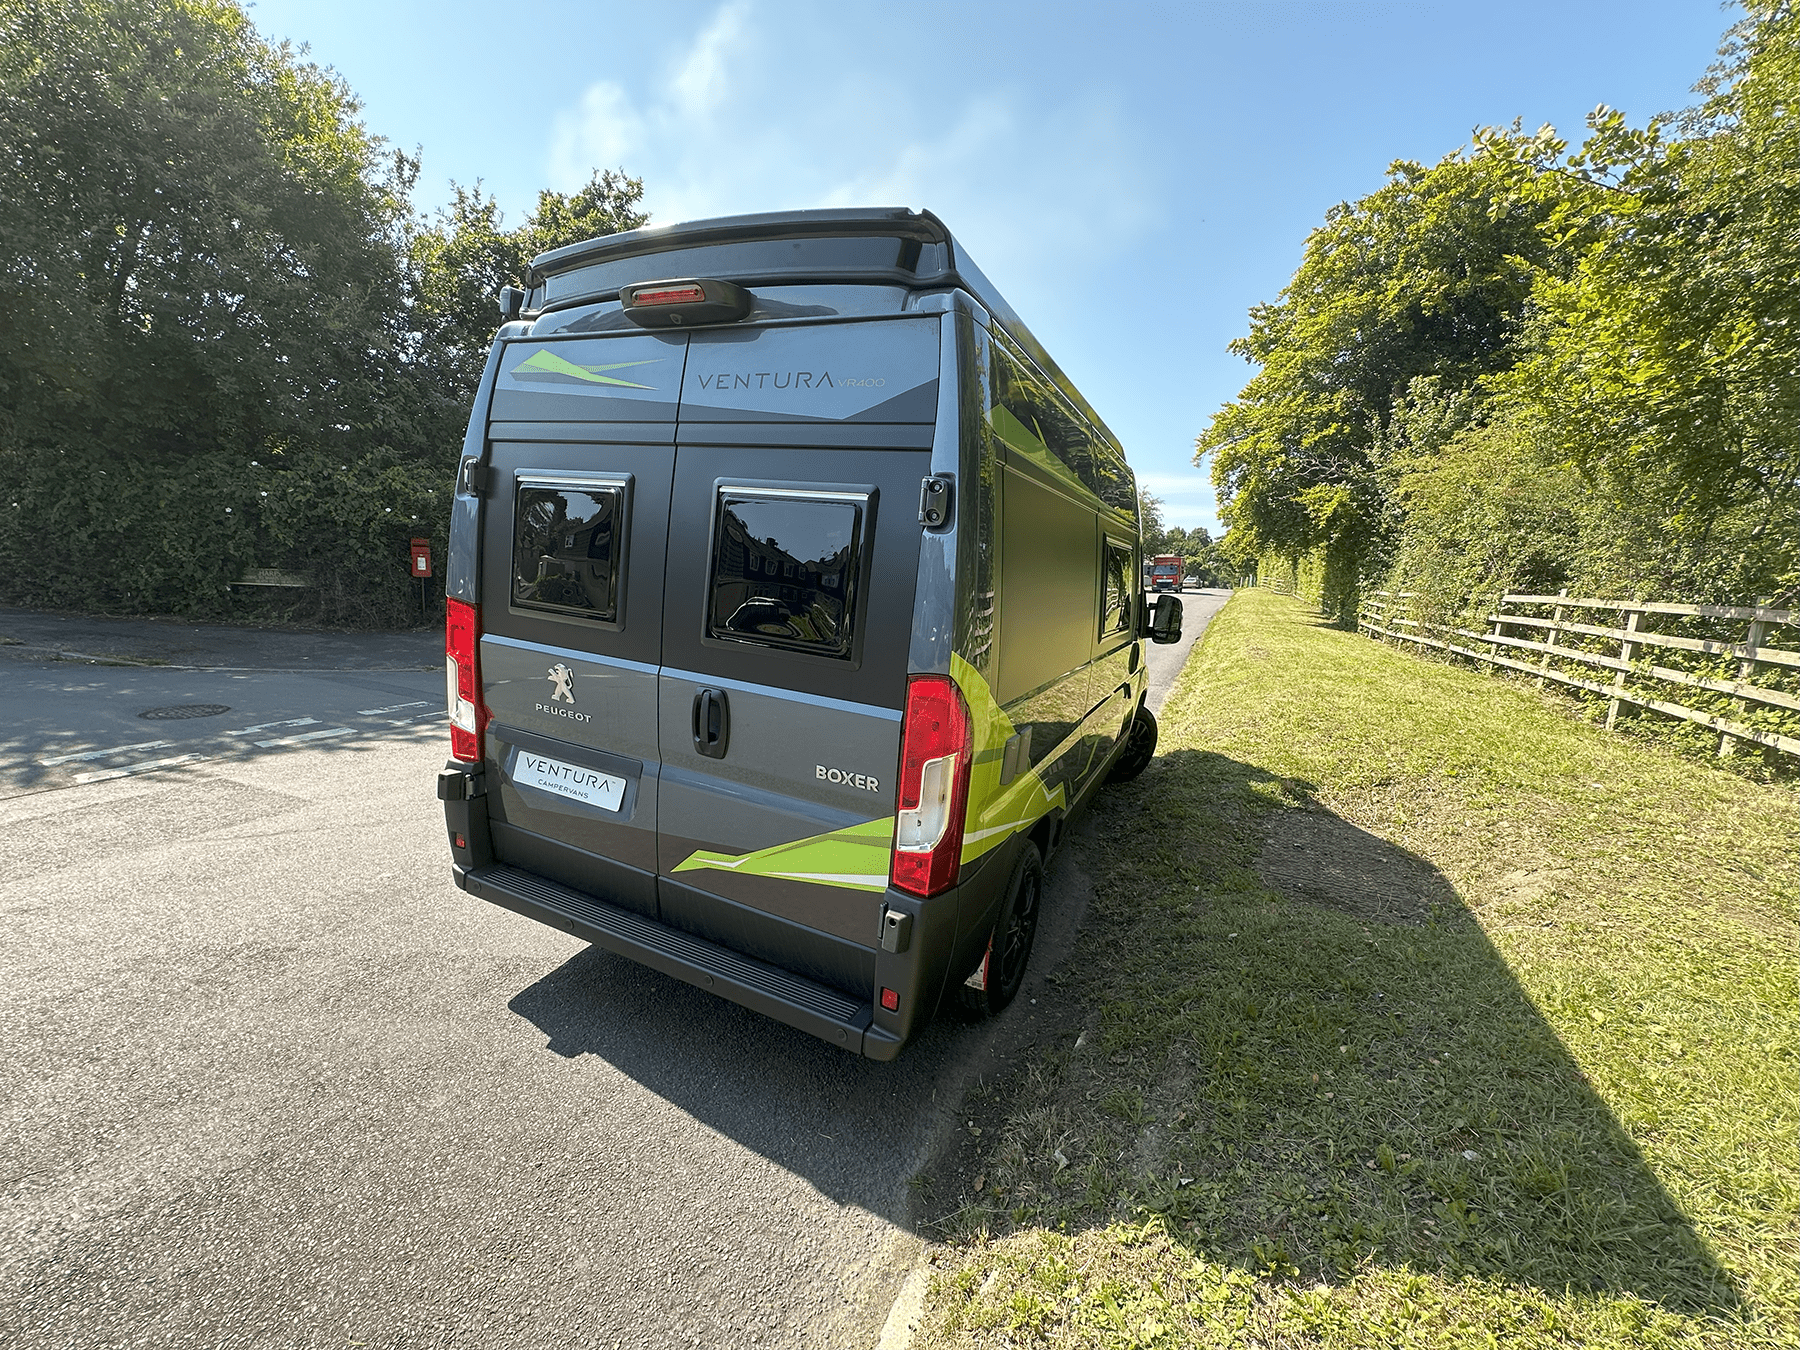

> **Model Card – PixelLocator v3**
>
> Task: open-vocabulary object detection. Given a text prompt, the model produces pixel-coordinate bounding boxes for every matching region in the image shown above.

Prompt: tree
[0,0,654,624]
[1137,487,1167,555]
[1497,2,1799,603]
[1196,132,1573,624]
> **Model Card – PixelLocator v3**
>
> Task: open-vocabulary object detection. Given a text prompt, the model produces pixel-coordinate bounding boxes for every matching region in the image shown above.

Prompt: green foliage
[1497,1,1799,605]
[1197,132,1568,624]
[0,0,648,626]
[1204,4,1800,620]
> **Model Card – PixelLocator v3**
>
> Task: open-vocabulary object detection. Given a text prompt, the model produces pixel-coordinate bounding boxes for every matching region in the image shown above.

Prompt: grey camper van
[437,208,1183,1059]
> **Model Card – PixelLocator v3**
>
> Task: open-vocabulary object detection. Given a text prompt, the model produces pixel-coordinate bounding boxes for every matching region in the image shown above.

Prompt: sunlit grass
[914,590,1797,1348]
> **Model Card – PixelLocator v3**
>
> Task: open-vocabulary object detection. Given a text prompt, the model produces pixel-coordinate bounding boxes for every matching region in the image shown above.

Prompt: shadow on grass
[918,746,1739,1318]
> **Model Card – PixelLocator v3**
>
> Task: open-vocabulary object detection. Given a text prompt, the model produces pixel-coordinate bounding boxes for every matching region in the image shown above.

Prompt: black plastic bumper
[455,861,902,1060]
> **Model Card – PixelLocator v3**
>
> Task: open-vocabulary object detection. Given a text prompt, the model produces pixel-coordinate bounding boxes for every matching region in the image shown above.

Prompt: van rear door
[653,318,939,997]
[476,330,686,919]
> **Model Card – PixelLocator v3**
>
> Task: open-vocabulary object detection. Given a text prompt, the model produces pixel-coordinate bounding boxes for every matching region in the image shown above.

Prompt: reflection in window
[512,480,623,620]
[990,342,1136,513]
[709,490,865,659]
[1102,542,1133,637]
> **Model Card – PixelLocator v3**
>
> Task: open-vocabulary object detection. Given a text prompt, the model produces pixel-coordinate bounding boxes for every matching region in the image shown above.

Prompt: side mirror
[1149,593,1183,644]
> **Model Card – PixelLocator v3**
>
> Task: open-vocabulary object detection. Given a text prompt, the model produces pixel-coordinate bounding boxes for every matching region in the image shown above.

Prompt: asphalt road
[0,593,1233,1349]
[1144,587,1230,715]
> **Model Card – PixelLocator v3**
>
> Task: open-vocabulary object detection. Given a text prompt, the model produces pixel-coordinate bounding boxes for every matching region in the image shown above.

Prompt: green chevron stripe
[513,348,660,388]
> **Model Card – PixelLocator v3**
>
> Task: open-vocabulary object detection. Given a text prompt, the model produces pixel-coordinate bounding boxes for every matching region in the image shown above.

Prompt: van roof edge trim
[528,207,953,279]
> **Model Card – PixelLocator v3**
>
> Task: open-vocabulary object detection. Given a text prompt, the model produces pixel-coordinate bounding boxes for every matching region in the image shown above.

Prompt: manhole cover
[138,704,232,720]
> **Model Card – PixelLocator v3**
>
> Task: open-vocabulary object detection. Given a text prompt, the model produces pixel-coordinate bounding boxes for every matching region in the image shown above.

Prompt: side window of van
[1102,541,1134,637]
[512,476,626,621]
[991,341,1135,511]
[708,487,866,660]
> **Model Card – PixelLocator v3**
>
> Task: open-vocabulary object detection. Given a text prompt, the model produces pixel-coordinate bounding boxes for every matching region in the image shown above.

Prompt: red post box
[410,538,433,578]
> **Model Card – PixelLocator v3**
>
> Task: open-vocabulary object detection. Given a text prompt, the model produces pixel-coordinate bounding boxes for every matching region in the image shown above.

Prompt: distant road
[1144,586,1232,715]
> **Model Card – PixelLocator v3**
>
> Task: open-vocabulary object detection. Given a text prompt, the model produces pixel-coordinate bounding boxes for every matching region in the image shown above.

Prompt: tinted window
[709,489,865,659]
[512,478,624,621]
[990,342,1134,511]
[1102,542,1133,637]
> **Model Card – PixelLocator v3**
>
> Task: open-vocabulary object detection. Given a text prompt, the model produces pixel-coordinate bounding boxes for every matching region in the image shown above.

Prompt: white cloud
[544,0,1162,276]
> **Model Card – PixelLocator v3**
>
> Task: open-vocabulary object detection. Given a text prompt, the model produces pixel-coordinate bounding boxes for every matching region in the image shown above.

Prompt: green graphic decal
[668,655,1065,893]
[950,650,1066,866]
[672,816,894,893]
[512,348,660,389]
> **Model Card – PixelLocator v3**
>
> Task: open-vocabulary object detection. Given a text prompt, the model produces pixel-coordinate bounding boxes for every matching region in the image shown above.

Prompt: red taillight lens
[445,598,486,763]
[891,674,972,898]
[631,283,706,307]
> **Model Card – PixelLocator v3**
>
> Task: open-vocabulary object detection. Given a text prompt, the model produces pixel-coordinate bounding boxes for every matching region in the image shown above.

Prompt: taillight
[446,597,486,763]
[891,674,972,898]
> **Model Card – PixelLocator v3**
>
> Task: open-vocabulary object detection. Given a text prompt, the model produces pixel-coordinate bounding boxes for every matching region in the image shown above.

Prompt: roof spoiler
[525,207,954,286]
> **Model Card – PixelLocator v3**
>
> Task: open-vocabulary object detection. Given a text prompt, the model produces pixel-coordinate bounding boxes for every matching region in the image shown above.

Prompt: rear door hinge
[458,459,491,496]
[918,475,952,530]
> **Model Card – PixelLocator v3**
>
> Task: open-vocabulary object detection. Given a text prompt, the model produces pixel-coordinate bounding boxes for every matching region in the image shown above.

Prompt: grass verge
[912,590,1797,1348]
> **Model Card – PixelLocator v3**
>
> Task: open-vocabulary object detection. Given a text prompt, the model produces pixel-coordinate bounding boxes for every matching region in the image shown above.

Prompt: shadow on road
[505,737,1743,1318]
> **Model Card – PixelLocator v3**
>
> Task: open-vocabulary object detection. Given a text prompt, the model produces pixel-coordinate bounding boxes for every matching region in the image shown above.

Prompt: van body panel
[476,430,675,909]
[679,318,939,424]
[488,333,686,426]
[484,820,659,920]
[656,873,878,997]
[653,433,924,959]
[996,465,1101,793]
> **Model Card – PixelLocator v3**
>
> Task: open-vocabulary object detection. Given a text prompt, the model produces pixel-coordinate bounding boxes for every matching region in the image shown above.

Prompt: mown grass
[912,590,1797,1349]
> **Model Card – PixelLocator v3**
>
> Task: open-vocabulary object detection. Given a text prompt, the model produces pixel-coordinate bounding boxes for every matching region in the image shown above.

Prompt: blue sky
[246,0,1732,532]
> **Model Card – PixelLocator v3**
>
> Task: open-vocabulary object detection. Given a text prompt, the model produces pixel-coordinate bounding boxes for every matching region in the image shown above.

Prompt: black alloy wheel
[1107,704,1158,783]
[958,841,1043,1018]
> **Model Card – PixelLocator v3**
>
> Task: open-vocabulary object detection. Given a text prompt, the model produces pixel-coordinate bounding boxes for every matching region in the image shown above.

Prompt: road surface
[0,592,1235,1348]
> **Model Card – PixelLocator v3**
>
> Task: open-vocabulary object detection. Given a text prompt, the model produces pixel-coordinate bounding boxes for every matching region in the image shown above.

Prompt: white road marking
[254,727,352,748]
[358,701,432,715]
[40,740,173,766]
[385,712,444,726]
[74,754,208,784]
[227,717,320,736]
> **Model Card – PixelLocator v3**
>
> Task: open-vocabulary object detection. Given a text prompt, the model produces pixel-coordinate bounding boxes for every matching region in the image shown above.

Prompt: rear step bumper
[457,863,900,1059]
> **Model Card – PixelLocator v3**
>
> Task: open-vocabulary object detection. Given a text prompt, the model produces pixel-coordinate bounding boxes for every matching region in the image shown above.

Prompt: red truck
[1150,554,1184,591]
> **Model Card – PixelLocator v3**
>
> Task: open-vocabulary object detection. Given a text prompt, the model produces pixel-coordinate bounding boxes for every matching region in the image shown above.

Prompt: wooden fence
[1359,590,1800,759]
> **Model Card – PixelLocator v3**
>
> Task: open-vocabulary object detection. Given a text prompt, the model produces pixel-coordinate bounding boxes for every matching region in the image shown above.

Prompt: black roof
[526,207,1123,456]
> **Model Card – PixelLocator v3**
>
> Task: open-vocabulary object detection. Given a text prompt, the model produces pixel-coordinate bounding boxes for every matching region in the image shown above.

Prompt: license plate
[514,750,627,812]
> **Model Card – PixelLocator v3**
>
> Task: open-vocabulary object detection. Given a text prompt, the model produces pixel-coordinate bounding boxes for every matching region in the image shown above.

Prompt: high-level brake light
[631,283,707,307]
[619,277,752,329]
[891,675,971,898]
[446,598,487,763]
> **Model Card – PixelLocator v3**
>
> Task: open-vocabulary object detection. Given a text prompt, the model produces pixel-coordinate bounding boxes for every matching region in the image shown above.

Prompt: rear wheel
[958,842,1043,1018]
[1107,704,1158,783]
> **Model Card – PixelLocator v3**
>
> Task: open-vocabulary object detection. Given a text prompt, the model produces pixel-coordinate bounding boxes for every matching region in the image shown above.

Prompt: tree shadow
[918,747,1740,1317]
[493,742,1735,1318]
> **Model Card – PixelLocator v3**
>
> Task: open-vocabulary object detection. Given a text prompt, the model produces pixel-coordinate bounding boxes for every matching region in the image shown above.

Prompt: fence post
[1719,605,1767,758]
[1604,609,1642,731]
[1537,588,1568,689]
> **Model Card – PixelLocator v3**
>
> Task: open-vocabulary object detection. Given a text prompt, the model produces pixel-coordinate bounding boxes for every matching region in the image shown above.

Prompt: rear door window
[707,488,867,660]
[511,474,628,623]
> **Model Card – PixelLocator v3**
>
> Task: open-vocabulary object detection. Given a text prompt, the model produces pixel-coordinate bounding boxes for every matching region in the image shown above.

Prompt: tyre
[957,841,1044,1018]
[1107,704,1158,783]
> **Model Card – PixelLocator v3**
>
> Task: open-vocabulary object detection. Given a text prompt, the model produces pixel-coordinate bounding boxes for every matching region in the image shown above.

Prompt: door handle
[692,687,729,759]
